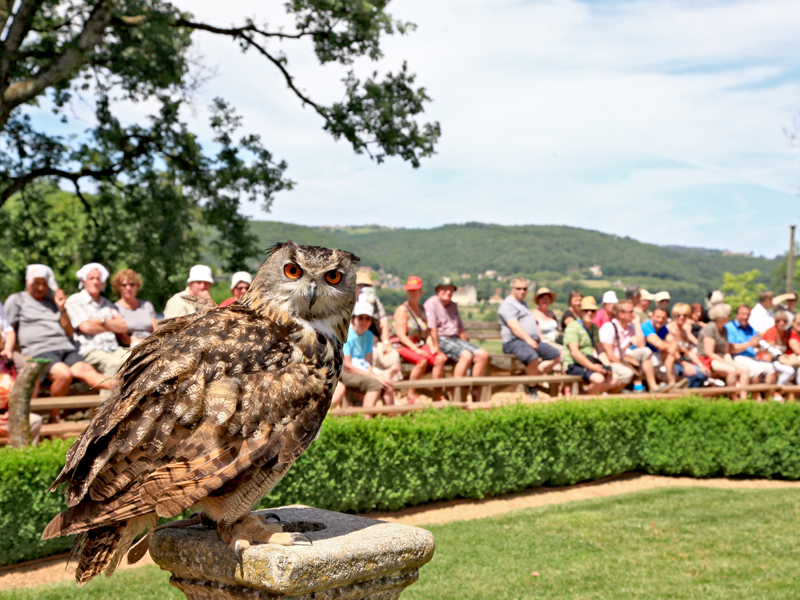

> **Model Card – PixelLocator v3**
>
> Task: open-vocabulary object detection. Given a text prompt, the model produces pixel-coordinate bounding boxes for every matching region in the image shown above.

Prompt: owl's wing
[44,305,333,539]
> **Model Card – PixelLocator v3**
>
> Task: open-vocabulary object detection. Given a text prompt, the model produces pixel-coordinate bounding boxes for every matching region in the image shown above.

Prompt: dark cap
[436,276,455,290]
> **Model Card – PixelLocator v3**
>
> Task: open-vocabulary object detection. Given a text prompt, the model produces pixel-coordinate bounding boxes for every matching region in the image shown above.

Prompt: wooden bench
[392,374,582,402]
[30,395,106,413]
[0,419,90,446]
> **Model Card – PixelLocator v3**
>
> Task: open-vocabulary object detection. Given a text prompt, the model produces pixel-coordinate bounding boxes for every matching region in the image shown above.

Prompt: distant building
[452,286,478,306]
[589,265,603,277]
[484,270,497,279]
[461,273,471,280]
[487,286,504,305]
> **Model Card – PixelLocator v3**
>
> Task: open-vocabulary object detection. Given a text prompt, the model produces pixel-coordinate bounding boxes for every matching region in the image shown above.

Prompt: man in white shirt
[748,290,775,334]
[599,300,660,391]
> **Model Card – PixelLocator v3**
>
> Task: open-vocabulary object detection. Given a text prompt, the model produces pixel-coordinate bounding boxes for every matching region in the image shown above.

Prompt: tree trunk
[8,358,50,448]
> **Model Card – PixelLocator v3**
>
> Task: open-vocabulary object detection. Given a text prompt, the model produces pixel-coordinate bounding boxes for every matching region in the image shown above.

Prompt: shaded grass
[405,487,800,600]
[0,565,179,600]
[4,487,799,600]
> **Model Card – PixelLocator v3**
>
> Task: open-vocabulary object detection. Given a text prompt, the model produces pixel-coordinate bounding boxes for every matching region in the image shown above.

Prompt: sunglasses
[119,283,137,287]
[514,287,528,291]
[584,309,597,314]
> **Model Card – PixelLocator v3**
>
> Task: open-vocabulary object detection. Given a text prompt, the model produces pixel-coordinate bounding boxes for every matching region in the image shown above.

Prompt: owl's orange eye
[325,270,342,285]
[284,264,303,279]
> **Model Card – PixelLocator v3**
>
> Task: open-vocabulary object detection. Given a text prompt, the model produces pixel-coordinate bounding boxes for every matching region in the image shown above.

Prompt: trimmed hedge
[3,398,800,566]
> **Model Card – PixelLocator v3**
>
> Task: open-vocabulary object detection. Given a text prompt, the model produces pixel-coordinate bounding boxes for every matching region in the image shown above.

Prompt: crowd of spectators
[1,258,797,442]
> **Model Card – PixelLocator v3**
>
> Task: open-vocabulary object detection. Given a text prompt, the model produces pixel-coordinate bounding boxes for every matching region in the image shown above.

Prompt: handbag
[778,354,800,368]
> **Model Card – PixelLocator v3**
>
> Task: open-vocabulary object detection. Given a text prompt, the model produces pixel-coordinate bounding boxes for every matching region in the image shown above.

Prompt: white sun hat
[187,265,214,284]
[601,291,619,304]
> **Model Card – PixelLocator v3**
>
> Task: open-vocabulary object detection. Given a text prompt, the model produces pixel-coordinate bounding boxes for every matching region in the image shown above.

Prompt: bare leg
[70,361,115,390]
[539,359,558,375]
[330,382,346,409]
[432,353,447,400]
[407,360,428,401]
[362,389,381,419]
[664,345,677,385]
[641,358,659,391]
[453,350,473,402]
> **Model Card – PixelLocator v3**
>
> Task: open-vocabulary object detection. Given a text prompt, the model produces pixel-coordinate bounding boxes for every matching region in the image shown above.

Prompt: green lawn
[5,487,799,600]
[406,487,800,600]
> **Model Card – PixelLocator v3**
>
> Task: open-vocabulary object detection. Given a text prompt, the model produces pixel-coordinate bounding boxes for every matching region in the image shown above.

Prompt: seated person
[598,300,659,392]
[635,289,653,324]
[112,269,157,347]
[688,302,705,342]
[592,291,618,328]
[773,292,797,324]
[641,307,680,387]
[764,311,798,385]
[331,302,399,416]
[392,276,446,403]
[748,290,775,334]
[5,265,113,420]
[696,303,750,399]
[667,303,708,388]
[219,271,252,307]
[563,296,619,395]
[498,279,561,398]
[425,277,488,402]
[561,290,583,329]
[164,265,214,319]
[726,304,777,399]
[356,272,399,371]
[531,287,562,348]
[654,291,671,312]
[65,263,130,381]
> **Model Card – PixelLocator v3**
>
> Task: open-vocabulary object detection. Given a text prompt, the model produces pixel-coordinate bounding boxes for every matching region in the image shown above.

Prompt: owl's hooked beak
[306,282,318,310]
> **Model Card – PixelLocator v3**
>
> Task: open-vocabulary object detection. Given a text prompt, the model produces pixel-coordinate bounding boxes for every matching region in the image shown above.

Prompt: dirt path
[3,473,799,591]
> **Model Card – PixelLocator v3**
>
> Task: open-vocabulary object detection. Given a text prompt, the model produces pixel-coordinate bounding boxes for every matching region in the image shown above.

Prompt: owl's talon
[291,533,312,546]
[234,539,250,565]
[260,512,281,523]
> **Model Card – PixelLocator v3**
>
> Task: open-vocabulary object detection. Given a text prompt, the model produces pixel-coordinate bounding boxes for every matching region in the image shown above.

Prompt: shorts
[438,336,483,363]
[397,344,440,366]
[34,349,84,382]
[82,347,130,378]
[566,362,596,382]
[339,370,383,393]
[502,338,561,365]
[733,355,776,378]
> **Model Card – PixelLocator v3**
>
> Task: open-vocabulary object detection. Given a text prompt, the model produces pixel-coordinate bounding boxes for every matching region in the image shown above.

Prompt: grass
[405,487,800,600]
[4,487,799,600]
[1,565,179,600]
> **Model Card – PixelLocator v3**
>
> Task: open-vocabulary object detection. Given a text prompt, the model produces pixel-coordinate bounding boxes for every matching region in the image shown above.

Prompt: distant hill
[247,221,780,308]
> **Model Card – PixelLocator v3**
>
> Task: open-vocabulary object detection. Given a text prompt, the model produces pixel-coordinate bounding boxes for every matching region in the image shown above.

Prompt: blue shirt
[725,320,757,357]
[343,324,374,360]
[641,320,669,352]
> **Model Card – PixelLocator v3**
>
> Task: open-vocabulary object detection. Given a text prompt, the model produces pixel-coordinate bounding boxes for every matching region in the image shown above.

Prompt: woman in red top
[765,311,799,385]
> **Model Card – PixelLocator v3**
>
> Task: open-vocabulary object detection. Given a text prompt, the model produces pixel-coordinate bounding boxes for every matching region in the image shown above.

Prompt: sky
[43,0,800,257]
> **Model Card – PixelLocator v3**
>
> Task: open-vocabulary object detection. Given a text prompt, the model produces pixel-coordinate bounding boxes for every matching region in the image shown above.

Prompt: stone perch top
[150,505,435,599]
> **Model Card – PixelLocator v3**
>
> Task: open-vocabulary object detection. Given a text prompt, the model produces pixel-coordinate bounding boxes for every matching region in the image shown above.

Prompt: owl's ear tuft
[347,252,361,263]
[265,241,297,259]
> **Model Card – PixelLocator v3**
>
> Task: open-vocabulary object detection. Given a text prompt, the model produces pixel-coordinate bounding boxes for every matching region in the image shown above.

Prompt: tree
[721,270,766,309]
[0,0,440,300]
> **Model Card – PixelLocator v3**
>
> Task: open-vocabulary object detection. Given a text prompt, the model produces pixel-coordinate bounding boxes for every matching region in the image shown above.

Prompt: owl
[42,241,359,586]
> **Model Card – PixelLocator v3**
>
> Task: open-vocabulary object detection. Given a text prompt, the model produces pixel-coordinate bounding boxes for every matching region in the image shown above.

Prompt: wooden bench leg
[454,387,462,403]
[480,385,490,403]
[571,382,580,396]
[552,382,561,398]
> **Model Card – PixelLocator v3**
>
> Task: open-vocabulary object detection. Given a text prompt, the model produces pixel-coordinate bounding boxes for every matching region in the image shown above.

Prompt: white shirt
[599,318,635,360]
[748,303,774,334]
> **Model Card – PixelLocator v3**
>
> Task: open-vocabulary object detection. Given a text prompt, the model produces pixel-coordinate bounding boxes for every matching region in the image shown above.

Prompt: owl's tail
[71,515,155,586]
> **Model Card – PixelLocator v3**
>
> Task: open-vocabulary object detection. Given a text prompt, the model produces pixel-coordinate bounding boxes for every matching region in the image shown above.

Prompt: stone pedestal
[149,505,435,600]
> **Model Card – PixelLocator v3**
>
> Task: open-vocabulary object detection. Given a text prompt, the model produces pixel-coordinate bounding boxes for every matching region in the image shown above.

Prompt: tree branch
[174,18,310,41]
[0,0,43,88]
[0,1,113,126]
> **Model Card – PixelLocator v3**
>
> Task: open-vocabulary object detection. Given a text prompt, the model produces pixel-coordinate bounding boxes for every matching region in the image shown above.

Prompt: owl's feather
[42,242,359,586]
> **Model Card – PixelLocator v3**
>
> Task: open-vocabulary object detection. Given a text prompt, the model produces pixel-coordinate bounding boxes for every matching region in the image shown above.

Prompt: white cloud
[33,0,800,256]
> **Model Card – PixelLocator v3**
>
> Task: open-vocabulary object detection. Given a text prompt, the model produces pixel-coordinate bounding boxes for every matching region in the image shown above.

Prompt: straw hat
[580,296,599,311]
[639,289,654,301]
[356,272,373,286]
[534,287,557,302]
[654,291,671,303]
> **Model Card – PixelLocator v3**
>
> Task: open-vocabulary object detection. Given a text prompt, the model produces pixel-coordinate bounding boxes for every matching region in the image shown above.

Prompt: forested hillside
[249,221,779,307]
